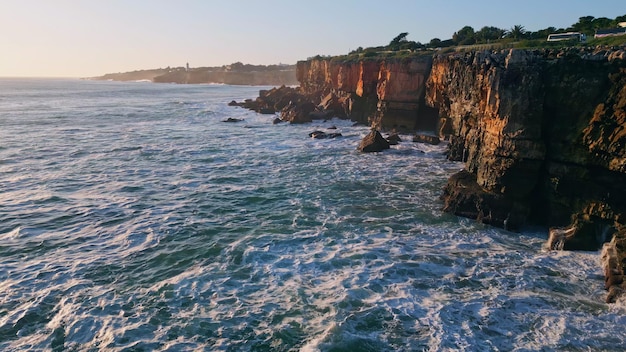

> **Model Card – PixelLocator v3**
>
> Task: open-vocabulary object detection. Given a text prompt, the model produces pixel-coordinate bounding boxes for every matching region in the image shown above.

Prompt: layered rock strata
[296,57,437,130]
[427,47,626,301]
[426,48,626,249]
[234,57,438,128]
[237,47,626,301]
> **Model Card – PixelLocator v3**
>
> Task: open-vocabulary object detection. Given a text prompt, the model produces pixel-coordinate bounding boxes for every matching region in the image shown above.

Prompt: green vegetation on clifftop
[309,14,626,62]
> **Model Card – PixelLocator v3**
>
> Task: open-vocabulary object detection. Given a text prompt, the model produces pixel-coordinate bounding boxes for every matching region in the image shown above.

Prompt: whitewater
[0,78,624,351]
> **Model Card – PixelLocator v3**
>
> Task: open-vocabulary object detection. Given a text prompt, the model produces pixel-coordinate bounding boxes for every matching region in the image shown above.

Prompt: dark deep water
[1,78,624,351]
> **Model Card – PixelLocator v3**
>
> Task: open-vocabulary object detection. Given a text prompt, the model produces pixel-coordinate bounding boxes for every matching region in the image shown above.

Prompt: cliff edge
[426,48,626,239]
[246,46,626,302]
[425,47,626,302]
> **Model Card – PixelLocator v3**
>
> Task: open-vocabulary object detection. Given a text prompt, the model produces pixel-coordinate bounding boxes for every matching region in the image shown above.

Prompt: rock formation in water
[602,227,626,303]
[247,46,626,302]
[358,130,390,152]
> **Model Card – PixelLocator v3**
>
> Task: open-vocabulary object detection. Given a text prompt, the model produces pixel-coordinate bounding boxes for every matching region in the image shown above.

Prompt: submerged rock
[309,131,342,139]
[223,117,244,123]
[413,134,440,145]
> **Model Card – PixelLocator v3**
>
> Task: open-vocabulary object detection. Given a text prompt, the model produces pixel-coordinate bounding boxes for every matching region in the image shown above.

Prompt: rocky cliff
[257,50,625,244]
[426,48,626,235]
[274,57,437,129]
[239,56,443,129]
[260,47,626,302]
[424,47,626,301]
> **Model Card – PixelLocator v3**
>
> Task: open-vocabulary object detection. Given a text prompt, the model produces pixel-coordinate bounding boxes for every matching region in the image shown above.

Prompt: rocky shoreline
[231,46,626,303]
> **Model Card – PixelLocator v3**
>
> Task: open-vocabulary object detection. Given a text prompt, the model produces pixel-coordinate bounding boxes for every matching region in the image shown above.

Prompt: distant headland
[89,62,298,86]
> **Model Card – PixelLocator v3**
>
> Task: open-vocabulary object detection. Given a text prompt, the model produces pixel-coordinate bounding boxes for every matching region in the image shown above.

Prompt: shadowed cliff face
[426,48,626,248]
[425,47,626,303]
[427,50,546,198]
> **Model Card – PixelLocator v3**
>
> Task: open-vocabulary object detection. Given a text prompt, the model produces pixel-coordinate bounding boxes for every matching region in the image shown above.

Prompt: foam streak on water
[0,78,624,351]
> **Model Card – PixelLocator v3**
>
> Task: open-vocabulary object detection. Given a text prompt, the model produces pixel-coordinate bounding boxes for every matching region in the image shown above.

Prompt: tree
[428,38,442,47]
[528,26,556,40]
[507,25,527,40]
[390,32,409,46]
[476,26,506,43]
[452,26,476,45]
[592,17,613,30]
[571,16,595,34]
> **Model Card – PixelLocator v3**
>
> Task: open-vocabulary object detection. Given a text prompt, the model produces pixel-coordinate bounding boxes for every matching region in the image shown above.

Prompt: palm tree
[507,25,527,40]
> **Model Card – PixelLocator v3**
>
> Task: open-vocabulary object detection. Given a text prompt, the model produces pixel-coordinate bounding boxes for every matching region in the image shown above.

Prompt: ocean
[0,78,624,351]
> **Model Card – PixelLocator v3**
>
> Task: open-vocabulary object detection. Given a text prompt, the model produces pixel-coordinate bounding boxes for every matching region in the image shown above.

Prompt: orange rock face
[376,59,431,102]
[296,57,434,130]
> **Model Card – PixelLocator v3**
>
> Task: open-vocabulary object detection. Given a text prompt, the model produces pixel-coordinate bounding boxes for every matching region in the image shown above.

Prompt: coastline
[234,45,626,303]
[90,63,298,86]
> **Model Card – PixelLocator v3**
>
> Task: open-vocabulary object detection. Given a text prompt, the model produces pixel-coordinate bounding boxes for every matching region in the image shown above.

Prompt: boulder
[358,130,390,152]
[545,226,578,250]
[272,118,283,124]
[545,202,619,251]
[318,92,347,118]
[309,130,327,139]
[281,102,316,124]
[601,227,626,303]
[386,133,402,145]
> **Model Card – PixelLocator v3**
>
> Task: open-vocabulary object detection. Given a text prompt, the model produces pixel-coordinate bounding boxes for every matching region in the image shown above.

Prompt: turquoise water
[0,78,624,351]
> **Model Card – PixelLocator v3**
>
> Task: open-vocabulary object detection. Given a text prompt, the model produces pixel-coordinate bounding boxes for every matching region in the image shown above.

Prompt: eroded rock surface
[426,47,626,302]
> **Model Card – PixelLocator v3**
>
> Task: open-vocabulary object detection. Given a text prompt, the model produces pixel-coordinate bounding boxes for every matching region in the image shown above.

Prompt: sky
[1,0,625,77]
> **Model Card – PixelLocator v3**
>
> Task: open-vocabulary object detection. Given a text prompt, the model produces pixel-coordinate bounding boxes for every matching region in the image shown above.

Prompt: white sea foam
[0,80,623,351]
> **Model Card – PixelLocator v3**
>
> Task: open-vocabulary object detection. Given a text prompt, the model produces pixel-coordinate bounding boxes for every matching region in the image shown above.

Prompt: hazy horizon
[2,0,624,78]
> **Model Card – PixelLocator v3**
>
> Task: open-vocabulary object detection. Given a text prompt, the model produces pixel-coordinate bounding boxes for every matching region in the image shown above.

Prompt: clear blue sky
[1,0,624,77]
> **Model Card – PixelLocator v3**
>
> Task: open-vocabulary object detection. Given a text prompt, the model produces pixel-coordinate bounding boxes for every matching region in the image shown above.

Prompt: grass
[308,35,626,65]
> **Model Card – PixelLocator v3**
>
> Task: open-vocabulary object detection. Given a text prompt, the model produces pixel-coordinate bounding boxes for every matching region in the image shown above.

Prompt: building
[546,32,586,42]
[594,27,626,39]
